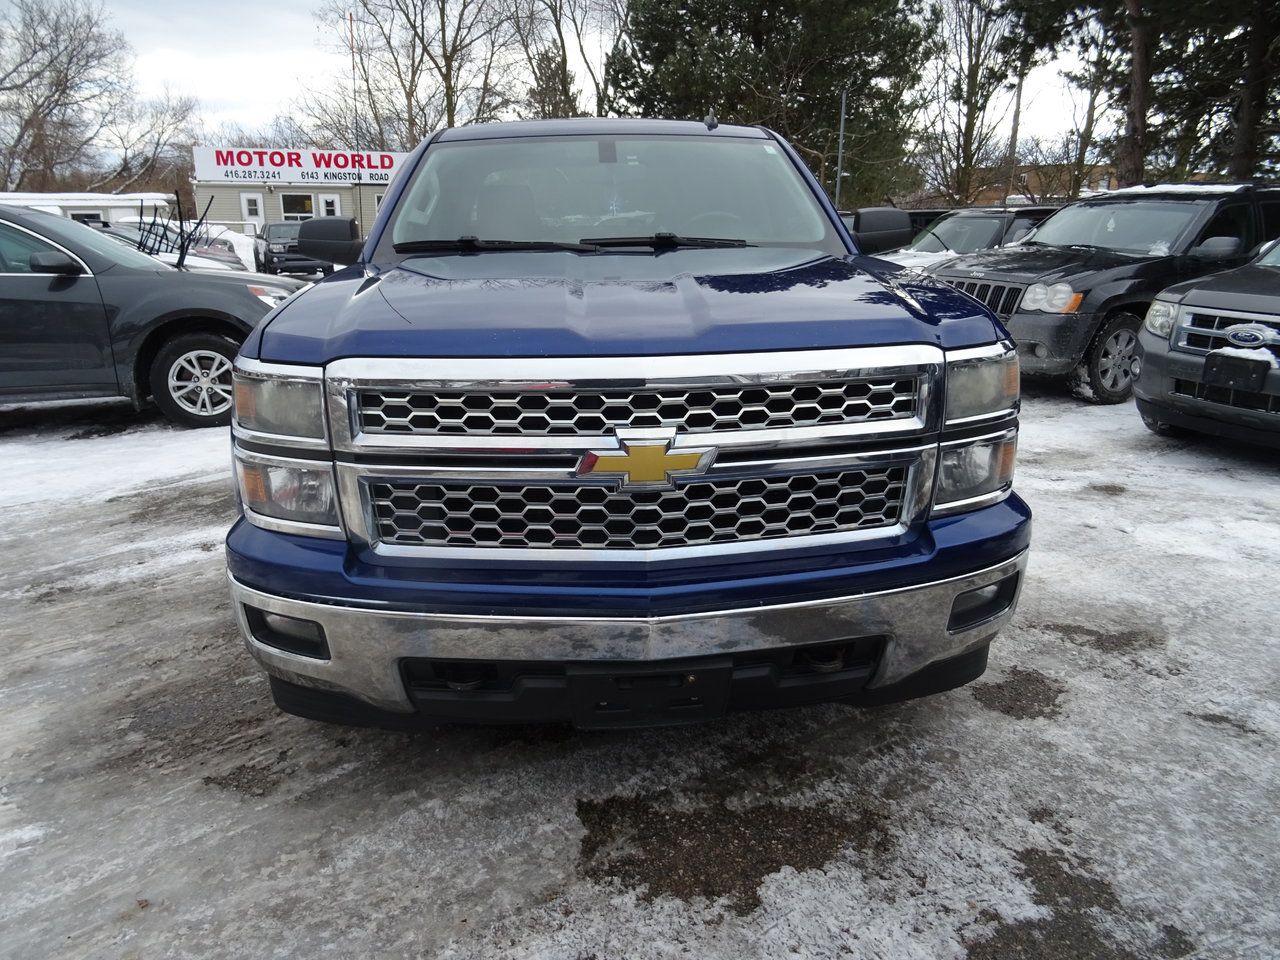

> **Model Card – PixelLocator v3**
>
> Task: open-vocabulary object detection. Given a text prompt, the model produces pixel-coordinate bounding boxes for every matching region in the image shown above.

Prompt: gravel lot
[1,386,1277,960]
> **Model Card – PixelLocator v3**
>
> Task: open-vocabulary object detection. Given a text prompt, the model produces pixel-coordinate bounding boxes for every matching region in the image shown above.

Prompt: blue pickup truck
[225,119,1030,730]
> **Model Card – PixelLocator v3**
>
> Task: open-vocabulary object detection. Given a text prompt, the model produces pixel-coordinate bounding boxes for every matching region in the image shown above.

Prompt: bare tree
[509,0,582,117]
[85,91,197,192]
[914,0,1018,205]
[0,0,130,190]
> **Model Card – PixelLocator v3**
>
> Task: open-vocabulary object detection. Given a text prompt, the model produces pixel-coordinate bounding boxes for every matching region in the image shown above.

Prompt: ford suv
[927,184,1280,403]
[224,119,1031,730]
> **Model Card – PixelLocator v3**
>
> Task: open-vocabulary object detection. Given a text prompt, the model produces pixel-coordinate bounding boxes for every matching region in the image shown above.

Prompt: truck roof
[435,118,768,142]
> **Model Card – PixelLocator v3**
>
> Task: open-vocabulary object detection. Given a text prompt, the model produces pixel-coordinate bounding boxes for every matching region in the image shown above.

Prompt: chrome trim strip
[930,485,1012,517]
[945,341,1015,363]
[327,345,944,384]
[233,357,325,380]
[231,424,331,451]
[242,506,347,541]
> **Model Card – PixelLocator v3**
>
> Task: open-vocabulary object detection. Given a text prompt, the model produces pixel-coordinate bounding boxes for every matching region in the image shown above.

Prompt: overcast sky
[110,0,1086,146]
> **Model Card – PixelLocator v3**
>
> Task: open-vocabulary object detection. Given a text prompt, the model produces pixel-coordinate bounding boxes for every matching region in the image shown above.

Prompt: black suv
[927,185,1280,402]
[0,205,304,427]
[256,222,334,276]
[1135,238,1280,447]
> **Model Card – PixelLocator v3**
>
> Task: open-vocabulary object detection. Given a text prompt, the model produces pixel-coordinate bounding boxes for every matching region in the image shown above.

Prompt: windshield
[909,214,1004,253]
[266,222,301,240]
[25,210,169,270]
[1257,241,1280,266]
[386,134,842,254]
[1029,200,1200,255]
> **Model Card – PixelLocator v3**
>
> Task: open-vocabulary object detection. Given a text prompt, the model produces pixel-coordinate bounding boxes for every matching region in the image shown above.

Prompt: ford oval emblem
[1225,324,1267,348]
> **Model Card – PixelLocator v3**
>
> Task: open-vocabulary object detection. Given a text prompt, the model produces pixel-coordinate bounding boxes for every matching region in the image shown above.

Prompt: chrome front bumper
[229,550,1028,714]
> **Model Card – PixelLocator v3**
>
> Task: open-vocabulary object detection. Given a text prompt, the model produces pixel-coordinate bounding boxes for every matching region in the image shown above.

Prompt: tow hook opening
[244,605,330,660]
[948,573,1020,632]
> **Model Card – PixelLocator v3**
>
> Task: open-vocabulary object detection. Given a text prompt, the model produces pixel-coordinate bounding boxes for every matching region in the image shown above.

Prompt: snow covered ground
[0,386,1277,959]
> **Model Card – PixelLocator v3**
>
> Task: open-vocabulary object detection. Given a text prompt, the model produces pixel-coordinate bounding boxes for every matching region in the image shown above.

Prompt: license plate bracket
[1203,351,1269,392]
[567,658,733,729]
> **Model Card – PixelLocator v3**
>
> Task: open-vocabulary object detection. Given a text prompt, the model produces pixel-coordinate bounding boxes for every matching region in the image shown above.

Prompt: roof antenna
[703,109,718,131]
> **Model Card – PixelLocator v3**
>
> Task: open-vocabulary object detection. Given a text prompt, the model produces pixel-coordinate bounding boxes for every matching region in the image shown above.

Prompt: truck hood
[1161,263,1280,316]
[256,248,1001,363]
[929,244,1152,286]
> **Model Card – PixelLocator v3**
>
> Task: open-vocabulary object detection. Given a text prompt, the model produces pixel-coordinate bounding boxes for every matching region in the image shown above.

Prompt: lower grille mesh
[369,466,908,550]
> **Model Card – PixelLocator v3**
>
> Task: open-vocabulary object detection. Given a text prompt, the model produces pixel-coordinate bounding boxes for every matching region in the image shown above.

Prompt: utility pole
[834,84,848,210]
[1004,67,1026,207]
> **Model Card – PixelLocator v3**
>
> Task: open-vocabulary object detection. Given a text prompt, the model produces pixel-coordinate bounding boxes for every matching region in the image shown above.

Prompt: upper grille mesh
[356,378,918,437]
[369,466,908,550]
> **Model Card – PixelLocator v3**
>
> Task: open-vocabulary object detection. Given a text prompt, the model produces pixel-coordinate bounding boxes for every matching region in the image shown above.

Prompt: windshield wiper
[393,236,599,254]
[578,232,753,249]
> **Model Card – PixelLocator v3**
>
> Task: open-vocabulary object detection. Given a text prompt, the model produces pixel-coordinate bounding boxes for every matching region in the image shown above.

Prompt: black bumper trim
[266,642,991,730]
[1136,397,1280,449]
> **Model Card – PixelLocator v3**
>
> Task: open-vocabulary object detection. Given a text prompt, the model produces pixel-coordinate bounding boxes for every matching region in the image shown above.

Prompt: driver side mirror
[29,251,84,275]
[1190,236,1242,260]
[298,216,363,266]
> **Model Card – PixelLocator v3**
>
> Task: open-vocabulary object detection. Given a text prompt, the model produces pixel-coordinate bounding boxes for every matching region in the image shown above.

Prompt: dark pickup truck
[927,184,1280,402]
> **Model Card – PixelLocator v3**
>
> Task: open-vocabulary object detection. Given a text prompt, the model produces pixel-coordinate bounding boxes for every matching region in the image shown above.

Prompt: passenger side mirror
[29,251,84,275]
[1190,236,1242,260]
[849,207,914,255]
[298,216,363,266]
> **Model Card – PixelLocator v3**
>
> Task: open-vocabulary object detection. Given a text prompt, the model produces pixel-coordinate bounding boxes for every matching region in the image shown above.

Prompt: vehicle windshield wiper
[393,236,599,254]
[578,232,753,249]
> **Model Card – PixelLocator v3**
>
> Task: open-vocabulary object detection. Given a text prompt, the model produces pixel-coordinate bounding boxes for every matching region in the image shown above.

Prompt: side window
[1261,202,1280,242]
[0,222,59,273]
[1198,204,1252,250]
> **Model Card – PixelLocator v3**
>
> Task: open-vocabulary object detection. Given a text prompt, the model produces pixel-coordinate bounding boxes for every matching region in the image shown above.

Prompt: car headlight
[946,346,1019,423]
[933,430,1018,515]
[1144,299,1179,337]
[269,242,287,253]
[234,450,340,529]
[232,364,326,439]
[1021,282,1083,313]
[246,283,292,308]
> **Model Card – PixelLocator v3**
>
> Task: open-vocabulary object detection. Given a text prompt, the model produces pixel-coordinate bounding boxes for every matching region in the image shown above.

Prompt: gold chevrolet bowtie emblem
[577,433,715,489]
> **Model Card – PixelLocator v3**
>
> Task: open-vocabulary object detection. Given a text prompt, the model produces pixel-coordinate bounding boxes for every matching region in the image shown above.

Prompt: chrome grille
[356,378,918,437]
[1180,309,1280,359]
[369,466,908,550]
[947,280,1024,318]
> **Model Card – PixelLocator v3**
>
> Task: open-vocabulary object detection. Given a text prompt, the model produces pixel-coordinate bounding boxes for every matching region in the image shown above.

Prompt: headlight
[269,242,287,253]
[1021,282,1082,313]
[246,283,291,308]
[234,450,340,529]
[934,430,1017,515]
[233,365,326,439]
[946,347,1019,423]
[1144,299,1179,337]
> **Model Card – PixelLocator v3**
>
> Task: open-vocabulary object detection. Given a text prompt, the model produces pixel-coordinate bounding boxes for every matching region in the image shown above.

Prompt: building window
[375,193,385,209]
[281,193,314,221]
[244,196,260,218]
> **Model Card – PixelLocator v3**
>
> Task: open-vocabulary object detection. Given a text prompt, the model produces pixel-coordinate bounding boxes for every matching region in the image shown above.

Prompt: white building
[0,192,171,224]
[191,146,411,236]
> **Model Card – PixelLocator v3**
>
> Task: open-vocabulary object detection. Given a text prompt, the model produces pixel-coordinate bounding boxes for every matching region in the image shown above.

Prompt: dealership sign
[193,146,411,184]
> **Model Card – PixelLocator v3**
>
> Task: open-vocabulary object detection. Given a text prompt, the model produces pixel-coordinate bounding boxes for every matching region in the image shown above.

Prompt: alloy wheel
[167,350,234,418]
[1098,328,1138,393]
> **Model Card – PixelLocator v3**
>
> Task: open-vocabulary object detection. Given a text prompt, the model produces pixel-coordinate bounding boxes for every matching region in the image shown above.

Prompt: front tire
[1072,312,1142,404]
[149,332,239,428]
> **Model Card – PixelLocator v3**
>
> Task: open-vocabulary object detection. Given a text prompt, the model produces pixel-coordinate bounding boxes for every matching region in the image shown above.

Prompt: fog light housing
[948,574,1020,632]
[245,606,329,659]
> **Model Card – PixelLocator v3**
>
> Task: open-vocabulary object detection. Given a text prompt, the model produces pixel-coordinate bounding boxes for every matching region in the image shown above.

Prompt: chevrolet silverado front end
[224,119,1030,729]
